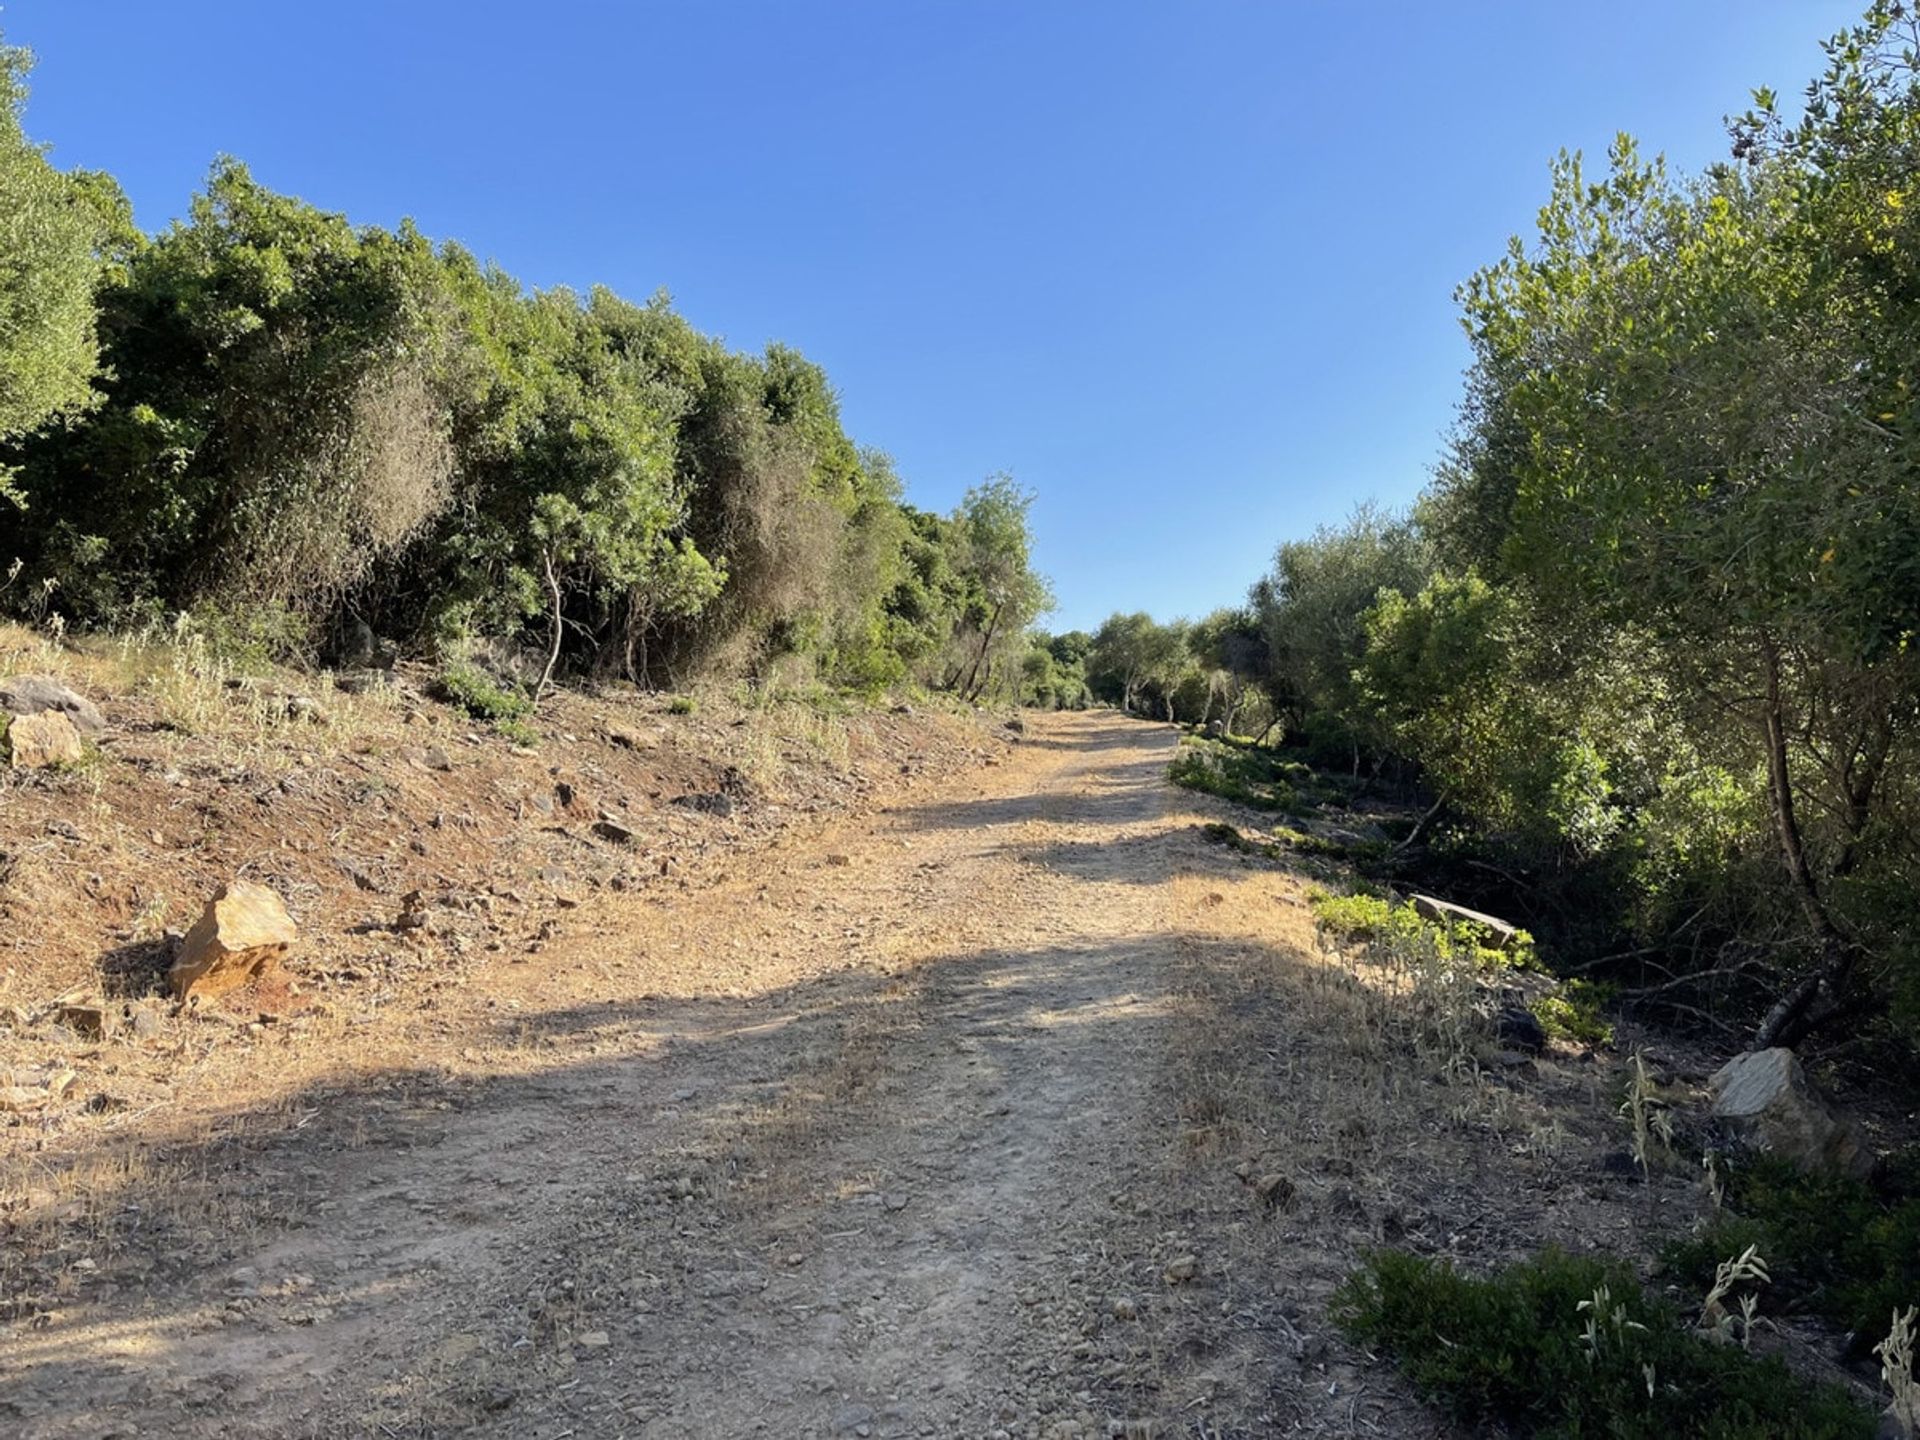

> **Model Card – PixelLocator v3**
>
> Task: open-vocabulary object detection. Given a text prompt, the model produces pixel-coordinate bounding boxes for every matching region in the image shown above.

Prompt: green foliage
[0,38,111,498]
[0,73,1049,706]
[439,664,531,723]
[1661,1154,1920,1349]
[1532,980,1616,1047]
[1247,502,1429,749]
[666,694,698,715]
[1169,735,1315,815]
[495,716,540,748]
[1309,888,1537,972]
[1333,1248,1874,1438]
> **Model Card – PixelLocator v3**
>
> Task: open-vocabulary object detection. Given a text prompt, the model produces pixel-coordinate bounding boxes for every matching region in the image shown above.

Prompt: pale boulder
[170,881,298,1001]
[1410,893,1523,951]
[1710,1047,1872,1179]
[5,710,84,769]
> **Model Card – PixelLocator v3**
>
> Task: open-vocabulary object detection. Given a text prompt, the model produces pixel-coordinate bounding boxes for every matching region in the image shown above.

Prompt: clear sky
[3,1,1864,631]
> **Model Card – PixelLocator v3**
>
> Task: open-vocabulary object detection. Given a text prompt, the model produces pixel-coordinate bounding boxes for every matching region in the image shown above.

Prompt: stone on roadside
[0,675,107,735]
[1409,893,1522,951]
[171,881,298,1001]
[1710,1047,1873,1179]
[5,709,84,769]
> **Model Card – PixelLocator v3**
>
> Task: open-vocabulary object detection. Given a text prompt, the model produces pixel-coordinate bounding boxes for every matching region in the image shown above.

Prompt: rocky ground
[1,650,1888,1437]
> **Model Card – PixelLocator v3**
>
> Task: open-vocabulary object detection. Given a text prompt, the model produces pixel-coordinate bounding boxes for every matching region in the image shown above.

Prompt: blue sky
[5,1,1862,630]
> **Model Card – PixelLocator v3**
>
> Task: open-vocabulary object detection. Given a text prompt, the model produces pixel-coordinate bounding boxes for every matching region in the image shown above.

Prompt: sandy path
[13,712,1319,1439]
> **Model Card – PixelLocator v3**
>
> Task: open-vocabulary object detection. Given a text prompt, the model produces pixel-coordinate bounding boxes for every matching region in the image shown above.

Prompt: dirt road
[7,711,1442,1439]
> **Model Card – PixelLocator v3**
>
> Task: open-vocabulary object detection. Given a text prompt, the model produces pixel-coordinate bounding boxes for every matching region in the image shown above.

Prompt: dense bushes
[1333,1248,1874,1438]
[1662,1154,1920,1354]
[0,45,1048,703]
[1085,7,1920,1058]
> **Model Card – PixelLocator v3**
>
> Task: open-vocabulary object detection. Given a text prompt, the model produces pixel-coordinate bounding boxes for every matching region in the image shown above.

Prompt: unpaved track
[10,713,1334,1438]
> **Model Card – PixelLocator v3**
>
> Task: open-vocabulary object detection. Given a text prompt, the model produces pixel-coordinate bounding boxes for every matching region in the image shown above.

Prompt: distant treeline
[0,38,1048,699]
[1037,7,1920,1053]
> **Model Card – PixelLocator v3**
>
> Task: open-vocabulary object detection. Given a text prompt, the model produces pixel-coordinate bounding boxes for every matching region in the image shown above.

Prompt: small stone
[393,890,433,933]
[1408,893,1522,950]
[1495,1003,1548,1054]
[593,817,635,845]
[0,1067,77,1111]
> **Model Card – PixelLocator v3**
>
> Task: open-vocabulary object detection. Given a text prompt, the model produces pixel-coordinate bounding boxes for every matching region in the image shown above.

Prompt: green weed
[1661,1153,1920,1353]
[1333,1247,1874,1438]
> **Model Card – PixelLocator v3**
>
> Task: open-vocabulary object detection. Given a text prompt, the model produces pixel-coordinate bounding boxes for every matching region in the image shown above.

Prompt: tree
[0,38,109,501]
[1445,20,1920,1045]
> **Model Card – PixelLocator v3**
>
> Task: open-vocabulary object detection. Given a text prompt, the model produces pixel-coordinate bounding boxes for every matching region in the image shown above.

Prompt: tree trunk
[960,603,1003,702]
[1750,635,1855,1050]
[535,550,565,704]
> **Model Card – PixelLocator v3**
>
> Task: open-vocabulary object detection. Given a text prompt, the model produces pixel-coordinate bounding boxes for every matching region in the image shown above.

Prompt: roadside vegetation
[1037,7,1920,1432]
[0,38,1048,712]
[1039,4,1920,1081]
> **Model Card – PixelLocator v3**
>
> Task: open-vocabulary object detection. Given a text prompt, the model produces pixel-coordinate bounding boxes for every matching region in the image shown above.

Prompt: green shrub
[1661,1155,1920,1351]
[1333,1248,1874,1438]
[1533,980,1616,1046]
[1169,735,1313,814]
[439,664,532,723]
[495,716,540,748]
[1310,890,1535,972]
[667,693,698,716]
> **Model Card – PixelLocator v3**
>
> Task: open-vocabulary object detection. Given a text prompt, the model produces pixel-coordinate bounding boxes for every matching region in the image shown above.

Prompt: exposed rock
[127,1002,166,1041]
[1495,1003,1547,1054]
[1710,1047,1872,1179]
[0,1067,77,1111]
[56,1002,115,1040]
[393,890,432,934]
[6,710,84,769]
[0,675,107,735]
[1409,893,1522,951]
[593,816,635,845]
[171,881,298,1001]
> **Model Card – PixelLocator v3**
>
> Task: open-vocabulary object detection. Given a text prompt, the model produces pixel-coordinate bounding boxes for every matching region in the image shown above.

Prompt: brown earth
[2,699,1851,1438]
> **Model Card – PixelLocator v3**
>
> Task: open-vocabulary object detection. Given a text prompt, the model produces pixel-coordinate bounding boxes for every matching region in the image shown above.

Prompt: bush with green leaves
[1334,1247,1874,1438]
[1309,889,1537,973]
[438,664,531,724]
[1662,1153,1920,1354]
